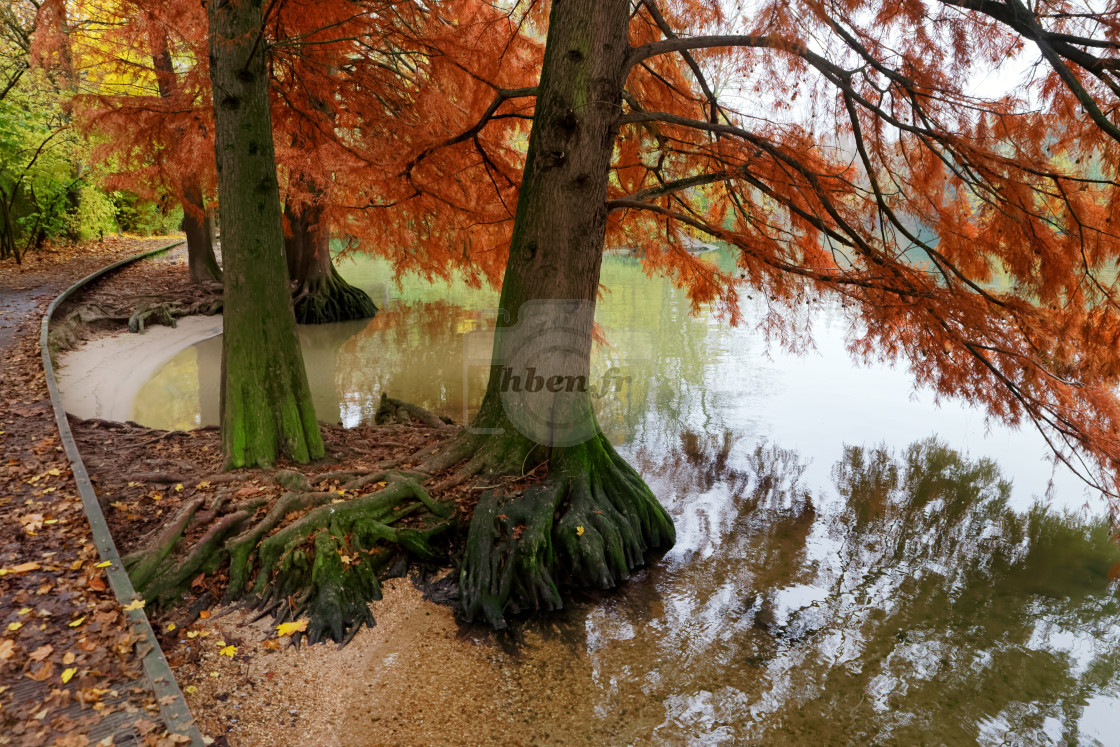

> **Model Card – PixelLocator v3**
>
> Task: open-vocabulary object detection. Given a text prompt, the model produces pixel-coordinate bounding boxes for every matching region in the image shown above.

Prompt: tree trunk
[182,179,222,284]
[284,200,377,324]
[151,30,222,285]
[454,0,675,628]
[208,0,323,468]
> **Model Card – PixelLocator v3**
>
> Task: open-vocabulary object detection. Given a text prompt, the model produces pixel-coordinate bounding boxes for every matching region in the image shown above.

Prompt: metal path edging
[40,240,206,746]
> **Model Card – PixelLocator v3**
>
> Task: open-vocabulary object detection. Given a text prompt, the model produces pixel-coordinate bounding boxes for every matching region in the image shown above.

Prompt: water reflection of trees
[583,436,1120,744]
[329,299,492,425]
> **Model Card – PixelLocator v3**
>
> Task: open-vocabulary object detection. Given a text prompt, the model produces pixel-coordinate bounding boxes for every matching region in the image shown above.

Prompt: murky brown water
[129,250,1120,744]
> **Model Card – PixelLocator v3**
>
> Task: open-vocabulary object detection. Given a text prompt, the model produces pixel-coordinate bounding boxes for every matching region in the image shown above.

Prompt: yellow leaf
[196,480,211,490]
[121,599,145,612]
[151,494,161,502]
[43,519,58,525]
[47,469,60,477]
[184,685,197,694]
[8,562,40,574]
[68,617,85,628]
[7,622,22,631]
[166,623,176,632]
[339,554,352,566]
[219,645,236,658]
[69,560,83,571]
[276,620,308,637]
[95,561,112,568]
[18,608,30,616]
[186,631,199,639]
[174,484,183,492]
[377,481,386,487]
[209,671,219,678]
[337,489,346,496]
[61,667,76,684]
[576,525,585,537]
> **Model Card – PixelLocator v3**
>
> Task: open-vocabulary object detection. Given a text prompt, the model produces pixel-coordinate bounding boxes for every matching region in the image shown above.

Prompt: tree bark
[454,0,675,627]
[151,29,222,284]
[283,199,377,324]
[182,179,222,284]
[208,0,323,468]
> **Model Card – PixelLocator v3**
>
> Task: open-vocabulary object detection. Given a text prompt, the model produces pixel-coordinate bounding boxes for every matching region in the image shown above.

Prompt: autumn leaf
[219,645,236,657]
[576,526,585,537]
[276,620,308,637]
[28,644,52,661]
[7,622,22,631]
[198,610,210,619]
[1,561,40,575]
[166,623,176,632]
[94,560,112,568]
[62,651,75,665]
[61,667,76,684]
[88,575,106,592]
[0,640,15,660]
[27,661,54,681]
[121,599,145,612]
[68,616,86,628]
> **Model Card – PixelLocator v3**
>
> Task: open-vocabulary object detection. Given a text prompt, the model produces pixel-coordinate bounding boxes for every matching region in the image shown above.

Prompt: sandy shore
[174,578,627,747]
[55,314,222,422]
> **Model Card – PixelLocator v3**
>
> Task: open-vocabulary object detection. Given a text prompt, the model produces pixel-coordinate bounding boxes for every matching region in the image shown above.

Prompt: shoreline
[57,314,222,423]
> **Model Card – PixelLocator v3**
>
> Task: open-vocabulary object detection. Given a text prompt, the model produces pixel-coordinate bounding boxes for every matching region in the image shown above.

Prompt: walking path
[1,236,200,747]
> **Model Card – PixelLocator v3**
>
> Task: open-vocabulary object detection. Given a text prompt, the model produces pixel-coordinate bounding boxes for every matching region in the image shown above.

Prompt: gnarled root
[292,268,377,325]
[459,434,675,629]
[126,470,455,644]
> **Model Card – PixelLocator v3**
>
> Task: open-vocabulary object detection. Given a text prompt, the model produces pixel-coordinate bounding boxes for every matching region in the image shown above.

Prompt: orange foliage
[34,0,1120,504]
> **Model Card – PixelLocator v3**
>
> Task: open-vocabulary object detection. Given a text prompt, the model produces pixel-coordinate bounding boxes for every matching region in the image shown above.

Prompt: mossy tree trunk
[454,0,675,628]
[284,198,377,324]
[151,31,222,285]
[208,0,323,468]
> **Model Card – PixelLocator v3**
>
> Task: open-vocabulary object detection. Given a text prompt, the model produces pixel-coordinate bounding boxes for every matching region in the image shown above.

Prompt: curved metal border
[40,240,205,746]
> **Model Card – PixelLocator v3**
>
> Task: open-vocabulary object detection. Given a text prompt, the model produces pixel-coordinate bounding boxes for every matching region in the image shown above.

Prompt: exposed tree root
[375,393,452,428]
[127,396,676,639]
[458,433,675,629]
[126,464,456,644]
[292,265,377,325]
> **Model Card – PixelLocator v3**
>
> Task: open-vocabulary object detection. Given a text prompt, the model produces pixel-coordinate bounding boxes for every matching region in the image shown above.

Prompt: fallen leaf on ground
[219,645,236,657]
[276,620,308,637]
[2,561,40,574]
[94,560,112,568]
[121,599,145,612]
[27,661,54,681]
[198,610,210,619]
[68,616,85,628]
[0,640,15,659]
[28,644,53,661]
[61,667,76,684]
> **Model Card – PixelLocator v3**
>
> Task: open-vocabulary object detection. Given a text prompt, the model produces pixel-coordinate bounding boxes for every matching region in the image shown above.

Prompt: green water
[130,250,1120,743]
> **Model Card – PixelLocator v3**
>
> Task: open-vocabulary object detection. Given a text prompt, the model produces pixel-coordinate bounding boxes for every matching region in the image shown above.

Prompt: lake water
[129,249,1120,743]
